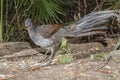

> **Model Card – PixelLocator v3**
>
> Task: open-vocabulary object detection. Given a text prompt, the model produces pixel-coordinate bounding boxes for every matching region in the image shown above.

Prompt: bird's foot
[38,54,48,63]
[36,60,53,67]
[37,58,56,67]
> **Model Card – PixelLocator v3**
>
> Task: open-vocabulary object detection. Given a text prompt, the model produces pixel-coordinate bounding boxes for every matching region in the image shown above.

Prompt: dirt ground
[0,38,120,80]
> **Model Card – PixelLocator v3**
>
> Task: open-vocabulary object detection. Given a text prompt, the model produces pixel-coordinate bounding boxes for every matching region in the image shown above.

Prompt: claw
[38,49,50,62]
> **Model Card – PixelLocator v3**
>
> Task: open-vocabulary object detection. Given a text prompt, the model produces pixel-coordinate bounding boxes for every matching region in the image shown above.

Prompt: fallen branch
[0,49,43,59]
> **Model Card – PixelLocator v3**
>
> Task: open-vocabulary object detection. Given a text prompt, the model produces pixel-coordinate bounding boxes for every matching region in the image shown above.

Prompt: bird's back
[35,24,62,38]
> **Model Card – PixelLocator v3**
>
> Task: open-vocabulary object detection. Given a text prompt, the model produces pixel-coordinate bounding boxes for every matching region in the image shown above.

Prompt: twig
[95,0,100,10]
[22,0,34,18]
[5,0,8,27]
[14,0,20,32]
[83,0,87,15]
[14,0,24,40]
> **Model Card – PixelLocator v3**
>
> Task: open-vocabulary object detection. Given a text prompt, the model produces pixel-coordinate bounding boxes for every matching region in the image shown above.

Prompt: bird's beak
[25,26,27,29]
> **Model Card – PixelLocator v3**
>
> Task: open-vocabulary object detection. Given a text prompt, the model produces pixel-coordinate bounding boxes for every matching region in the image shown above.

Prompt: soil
[0,38,120,80]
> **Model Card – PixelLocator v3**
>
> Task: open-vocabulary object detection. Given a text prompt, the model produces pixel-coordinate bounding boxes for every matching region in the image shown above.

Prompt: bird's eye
[29,24,31,27]
[29,24,32,27]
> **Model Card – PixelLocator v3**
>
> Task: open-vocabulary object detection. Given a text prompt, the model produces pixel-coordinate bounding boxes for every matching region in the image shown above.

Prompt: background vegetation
[0,0,120,42]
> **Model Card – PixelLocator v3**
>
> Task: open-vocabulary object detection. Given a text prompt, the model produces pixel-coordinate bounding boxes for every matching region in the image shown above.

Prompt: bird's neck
[27,27,35,33]
[27,26,44,41]
[27,27,36,39]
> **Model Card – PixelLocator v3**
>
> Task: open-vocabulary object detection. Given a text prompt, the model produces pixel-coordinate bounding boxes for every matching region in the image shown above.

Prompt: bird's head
[25,18,34,30]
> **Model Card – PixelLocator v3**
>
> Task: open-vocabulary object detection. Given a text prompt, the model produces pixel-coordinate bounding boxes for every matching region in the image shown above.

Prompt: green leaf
[58,54,73,64]
[61,38,68,48]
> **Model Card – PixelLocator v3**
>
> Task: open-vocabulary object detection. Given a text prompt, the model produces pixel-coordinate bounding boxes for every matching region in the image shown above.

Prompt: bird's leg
[47,47,55,65]
[39,49,50,62]
[39,47,55,66]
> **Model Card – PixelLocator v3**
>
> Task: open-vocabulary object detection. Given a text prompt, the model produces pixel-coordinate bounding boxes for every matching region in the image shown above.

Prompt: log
[0,42,31,56]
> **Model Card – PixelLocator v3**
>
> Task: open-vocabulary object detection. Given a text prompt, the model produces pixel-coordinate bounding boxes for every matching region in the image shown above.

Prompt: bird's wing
[35,24,62,38]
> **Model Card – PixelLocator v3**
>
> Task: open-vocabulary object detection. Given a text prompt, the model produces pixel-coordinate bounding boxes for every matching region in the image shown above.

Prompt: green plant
[31,0,66,24]
[110,0,120,9]
[57,38,73,64]
[0,0,3,42]
[2,0,75,41]
[109,74,116,80]
[57,38,69,54]
[58,54,73,64]
[101,0,120,9]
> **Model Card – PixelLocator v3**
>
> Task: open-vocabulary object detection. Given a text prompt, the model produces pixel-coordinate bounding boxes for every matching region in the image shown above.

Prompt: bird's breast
[35,38,54,48]
[28,29,54,48]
